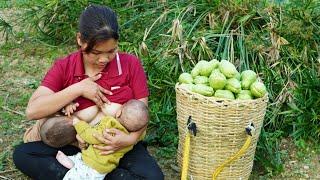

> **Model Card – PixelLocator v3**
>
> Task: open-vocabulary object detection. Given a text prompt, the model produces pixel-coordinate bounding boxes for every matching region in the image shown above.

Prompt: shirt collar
[74,50,85,77]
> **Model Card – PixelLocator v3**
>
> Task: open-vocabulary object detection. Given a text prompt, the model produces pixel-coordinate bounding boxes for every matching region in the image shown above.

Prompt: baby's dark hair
[78,4,119,53]
[120,100,149,132]
[40,117,76,148]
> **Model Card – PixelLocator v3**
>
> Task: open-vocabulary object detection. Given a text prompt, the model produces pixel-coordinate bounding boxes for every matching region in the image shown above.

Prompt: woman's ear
[76,33,87,50]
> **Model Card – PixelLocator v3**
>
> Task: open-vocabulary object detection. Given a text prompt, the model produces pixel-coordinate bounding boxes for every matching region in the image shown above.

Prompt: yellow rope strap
[181,133,191,180]
[212,135,252,180]
[180,119,254,180]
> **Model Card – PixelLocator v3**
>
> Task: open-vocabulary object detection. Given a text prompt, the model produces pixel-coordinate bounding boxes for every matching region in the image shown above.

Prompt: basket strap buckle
[245,122,255,136]
[187,116,197,136]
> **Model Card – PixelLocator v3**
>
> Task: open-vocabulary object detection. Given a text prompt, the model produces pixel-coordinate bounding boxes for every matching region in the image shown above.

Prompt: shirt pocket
[108,85,134,104]
[98,72,129,91]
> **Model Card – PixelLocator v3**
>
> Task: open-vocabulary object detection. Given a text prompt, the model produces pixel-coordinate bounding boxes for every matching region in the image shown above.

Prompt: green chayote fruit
[219,60,238,78]
[241,70,257,90]
[235,72,241,80]
[208,69,227,90]
[214,90,235,100]
[178,73,193,84]
[208,59,219,70]
[194,76,209,84]
[225,78,241,94]
[191,61,206,77]
[236,90,253,100]
[250,81,267,98]
[192,84,214,96]
[179,83,195,91]
[198,60,214,77]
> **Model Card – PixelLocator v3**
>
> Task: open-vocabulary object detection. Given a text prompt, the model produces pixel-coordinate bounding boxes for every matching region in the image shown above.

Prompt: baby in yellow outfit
[56,99,149,180]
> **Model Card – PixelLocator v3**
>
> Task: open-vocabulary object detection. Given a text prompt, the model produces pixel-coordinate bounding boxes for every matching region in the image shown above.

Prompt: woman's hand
[77,74,112,107]
[76,134,88,150]
[93,128,136,155]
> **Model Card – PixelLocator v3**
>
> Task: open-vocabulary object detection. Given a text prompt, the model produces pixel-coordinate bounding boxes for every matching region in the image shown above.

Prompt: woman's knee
[12,143,29,171]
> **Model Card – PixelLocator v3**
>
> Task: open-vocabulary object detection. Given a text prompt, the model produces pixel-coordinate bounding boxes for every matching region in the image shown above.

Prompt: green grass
[0,40,74,179]
[1,0,319,178]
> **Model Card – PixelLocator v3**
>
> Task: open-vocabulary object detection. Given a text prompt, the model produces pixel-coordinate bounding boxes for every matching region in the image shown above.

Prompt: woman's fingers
[94,144,114,151]
[98,90,110,104]
[93,96,103,107]
[76,134,85,144]
[76,134,88,150]
[93,133,112,145]
[96,96,104,107]
[100,150,115,155]
[104,128,121,136]
[99,86,113,96]
[93,144,116,155]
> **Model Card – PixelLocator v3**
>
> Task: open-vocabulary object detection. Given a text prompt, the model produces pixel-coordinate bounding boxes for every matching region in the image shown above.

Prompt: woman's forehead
[94,39,118,51]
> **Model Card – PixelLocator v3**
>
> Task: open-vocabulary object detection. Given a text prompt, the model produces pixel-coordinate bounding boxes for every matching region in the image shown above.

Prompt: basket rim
[175,83,268,105]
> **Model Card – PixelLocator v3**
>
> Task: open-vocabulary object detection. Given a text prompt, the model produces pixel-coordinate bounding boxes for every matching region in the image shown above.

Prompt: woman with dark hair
[13,5,164,180]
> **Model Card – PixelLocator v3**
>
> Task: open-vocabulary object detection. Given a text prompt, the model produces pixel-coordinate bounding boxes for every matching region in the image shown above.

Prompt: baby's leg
[56,150,74,169]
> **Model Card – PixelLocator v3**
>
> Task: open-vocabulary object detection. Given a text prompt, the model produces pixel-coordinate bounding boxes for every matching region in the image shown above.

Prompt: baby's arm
[72,117,103,144]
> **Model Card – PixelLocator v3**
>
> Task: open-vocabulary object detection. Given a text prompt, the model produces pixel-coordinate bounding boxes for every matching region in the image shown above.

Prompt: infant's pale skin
[56,102,123,169]
[74,102,122,125]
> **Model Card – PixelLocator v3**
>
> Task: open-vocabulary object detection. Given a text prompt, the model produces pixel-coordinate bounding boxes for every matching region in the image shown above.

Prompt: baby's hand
[72,116,80,125]
[62,102,79,117]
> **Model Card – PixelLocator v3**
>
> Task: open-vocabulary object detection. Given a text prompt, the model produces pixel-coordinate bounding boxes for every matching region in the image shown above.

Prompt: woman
[13,4,164,180]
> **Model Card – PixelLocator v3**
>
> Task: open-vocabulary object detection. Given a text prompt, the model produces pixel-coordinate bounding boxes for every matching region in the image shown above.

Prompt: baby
[40,102,123,148]
[55,99,149,180]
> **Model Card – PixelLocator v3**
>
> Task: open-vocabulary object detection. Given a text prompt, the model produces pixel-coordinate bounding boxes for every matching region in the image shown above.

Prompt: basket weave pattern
[176,84,268,180]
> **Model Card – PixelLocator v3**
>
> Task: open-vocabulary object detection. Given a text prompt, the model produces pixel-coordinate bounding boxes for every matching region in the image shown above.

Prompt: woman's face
[81,38,119,69]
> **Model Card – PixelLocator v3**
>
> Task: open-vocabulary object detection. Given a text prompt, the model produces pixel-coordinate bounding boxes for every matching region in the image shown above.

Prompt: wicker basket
[176,83,268,180]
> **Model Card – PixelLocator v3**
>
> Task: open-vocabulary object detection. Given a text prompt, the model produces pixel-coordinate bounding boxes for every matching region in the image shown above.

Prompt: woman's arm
[26,74,112,120]
[26,85,81,120]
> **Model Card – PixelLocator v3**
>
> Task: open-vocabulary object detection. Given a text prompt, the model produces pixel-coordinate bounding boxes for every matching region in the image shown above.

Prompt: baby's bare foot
[56,151,74,169]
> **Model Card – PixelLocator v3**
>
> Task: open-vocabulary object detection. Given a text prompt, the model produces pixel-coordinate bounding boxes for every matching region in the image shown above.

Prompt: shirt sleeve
[129,56,149,99]
[41,60,64,92]
[74,121,102,145]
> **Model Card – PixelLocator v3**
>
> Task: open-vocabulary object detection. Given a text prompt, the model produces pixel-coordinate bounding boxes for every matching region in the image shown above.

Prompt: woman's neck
[83,60,104,77]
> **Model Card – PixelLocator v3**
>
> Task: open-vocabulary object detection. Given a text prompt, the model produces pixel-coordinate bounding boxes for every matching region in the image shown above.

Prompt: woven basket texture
[176,84,268,180]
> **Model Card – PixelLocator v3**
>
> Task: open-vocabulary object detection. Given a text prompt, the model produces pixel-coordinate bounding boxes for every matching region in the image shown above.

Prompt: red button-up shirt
[41,50,149,111]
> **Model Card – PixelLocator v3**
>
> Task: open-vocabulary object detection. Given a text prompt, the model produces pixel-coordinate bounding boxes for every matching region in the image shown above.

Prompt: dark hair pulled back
[78,4,119,53]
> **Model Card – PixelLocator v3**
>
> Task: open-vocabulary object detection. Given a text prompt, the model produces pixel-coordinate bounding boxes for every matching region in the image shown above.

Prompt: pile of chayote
[178,59,267,100]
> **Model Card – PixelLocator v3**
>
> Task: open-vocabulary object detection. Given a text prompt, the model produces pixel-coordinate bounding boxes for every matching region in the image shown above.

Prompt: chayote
[194,76,209,84]
[219,60,238,78]
[236,90,253,100]
[214,89,235,100]
[241,70,257,90]
[208,69,227,90]
[178,72,193,84]
[250,81,267,98]
[225,78,241,94]
[192,84,214,96]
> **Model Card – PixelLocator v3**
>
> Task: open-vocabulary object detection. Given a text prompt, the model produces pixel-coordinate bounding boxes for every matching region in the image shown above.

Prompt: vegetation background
[0,0,319,179]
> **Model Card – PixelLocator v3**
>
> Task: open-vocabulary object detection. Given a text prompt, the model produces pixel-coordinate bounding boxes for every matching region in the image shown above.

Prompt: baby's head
[116,99,149,132]
[40,117,77,148]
